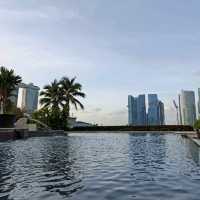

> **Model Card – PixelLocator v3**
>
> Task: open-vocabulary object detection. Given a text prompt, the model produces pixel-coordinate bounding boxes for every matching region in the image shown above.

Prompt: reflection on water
[186,138,200,165]
[0,133,200,200]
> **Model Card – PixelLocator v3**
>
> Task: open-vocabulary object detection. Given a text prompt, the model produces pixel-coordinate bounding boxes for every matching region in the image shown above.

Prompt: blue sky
[0,0,200,125]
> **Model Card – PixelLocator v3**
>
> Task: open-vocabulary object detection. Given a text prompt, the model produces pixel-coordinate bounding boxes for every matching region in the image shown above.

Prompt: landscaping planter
[0,114,16,128]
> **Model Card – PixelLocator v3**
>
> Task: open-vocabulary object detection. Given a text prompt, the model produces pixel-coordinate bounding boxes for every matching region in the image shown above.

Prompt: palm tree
[40,79,64,111]
[60,77,86,117]
[39,77,85,129]
[0,66,22,114]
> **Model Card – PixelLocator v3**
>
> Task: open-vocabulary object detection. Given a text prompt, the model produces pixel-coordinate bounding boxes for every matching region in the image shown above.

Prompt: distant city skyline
[128,94,165,126]
[1,0,200,125]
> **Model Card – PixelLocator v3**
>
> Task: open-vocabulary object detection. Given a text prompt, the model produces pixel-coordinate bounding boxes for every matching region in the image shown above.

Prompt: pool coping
[182,133,200,147]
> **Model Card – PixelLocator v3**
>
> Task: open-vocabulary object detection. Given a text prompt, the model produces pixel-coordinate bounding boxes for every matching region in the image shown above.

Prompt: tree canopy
[0,66,22,113]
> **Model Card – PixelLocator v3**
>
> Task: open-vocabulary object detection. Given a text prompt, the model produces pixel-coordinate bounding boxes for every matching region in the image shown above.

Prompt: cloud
[1,0,200,125]
[0,2,85,22]
[108,109,127,116]
[93,108,102,112]
[193,70,200,77]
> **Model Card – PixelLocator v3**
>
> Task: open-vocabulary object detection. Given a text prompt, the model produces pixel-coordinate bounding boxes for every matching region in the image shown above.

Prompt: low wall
[19,130,66,138]
[0,129,67,142]
[71,125,194,132]
[0,130,17,141]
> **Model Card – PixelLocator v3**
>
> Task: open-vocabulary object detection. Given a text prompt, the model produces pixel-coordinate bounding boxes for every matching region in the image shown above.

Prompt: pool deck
[181,132,200,147]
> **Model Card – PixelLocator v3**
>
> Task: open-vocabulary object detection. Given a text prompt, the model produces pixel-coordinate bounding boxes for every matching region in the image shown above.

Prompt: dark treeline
[71,125,194,132]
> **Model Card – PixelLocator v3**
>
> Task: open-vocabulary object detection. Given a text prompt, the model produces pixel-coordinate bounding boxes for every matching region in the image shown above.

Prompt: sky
[0,0,200,125]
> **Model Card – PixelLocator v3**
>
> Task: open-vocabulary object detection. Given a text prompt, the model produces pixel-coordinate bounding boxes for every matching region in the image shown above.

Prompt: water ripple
[0,133,200,200]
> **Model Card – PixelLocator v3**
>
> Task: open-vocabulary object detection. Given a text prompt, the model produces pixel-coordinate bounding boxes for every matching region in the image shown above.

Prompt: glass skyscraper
[158,101,165,125]
[148,94,159,125]
[179,90,196,126]
[137,95,147,125]
[147,94,165,125]
[21,83,40,114]
[128,94,165,126]
[128,94,146,125]
[128,95,137,125]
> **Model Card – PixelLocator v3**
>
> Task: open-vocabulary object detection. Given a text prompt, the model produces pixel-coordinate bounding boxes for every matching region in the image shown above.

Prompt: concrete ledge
[0,129,67,142]
[181,133,200,147]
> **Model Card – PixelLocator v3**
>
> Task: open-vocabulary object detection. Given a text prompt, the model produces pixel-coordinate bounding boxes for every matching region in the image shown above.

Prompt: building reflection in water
[185,138,200,165]
[127,133,167,182]
[36,136,83,198]
[0,137,83,200]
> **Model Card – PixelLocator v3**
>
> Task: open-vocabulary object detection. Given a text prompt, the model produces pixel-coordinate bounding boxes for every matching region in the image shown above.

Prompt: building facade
[128,94,165,126]
[21,83,40,114]
[158,101,165,125]
[137,95,147,125]
[178,94,183,125]
[128,95,137,125]
[147,94,165,125]
[179,90,196,126]
[147,94,159,125]
[128,94,146,125]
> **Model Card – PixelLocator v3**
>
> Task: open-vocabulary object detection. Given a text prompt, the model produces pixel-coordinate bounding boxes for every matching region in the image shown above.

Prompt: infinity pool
[0,133,200,200]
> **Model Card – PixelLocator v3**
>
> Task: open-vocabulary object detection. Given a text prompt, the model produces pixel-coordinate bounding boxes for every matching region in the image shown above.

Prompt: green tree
[60,77,86,118]
[38,77,86,130]
[32,108,51,126]
[39,80,64,129]
[40,79,64,111]
[0,66,22,113]
[194,119,200,129]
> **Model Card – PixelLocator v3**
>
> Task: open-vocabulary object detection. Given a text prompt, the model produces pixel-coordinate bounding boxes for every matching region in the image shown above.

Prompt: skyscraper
[179,90,196,126]
[128,94,146,125]
[137,95,147,125]
[158,101,165,125]
[148,94,159,125]
[21,83,40,114]
[128,95,137,125]
[147,94,165,125]
[128,94,165,126]
[178,94,183,125]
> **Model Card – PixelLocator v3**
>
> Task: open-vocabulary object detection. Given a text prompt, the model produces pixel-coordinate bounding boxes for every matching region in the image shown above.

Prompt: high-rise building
[21,83,40,114]
[137,95,147,125]
[158,101,165,125]
[179,90,196,126]
[128,94,146,125]
[178,94,183,125]
[128,94,165,126]
[147,94,165,125]
[128,95,137,125]
[148,94,159,125]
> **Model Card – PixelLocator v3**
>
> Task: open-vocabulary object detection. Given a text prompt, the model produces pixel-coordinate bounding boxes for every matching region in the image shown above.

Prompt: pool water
[0,133,200,200]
